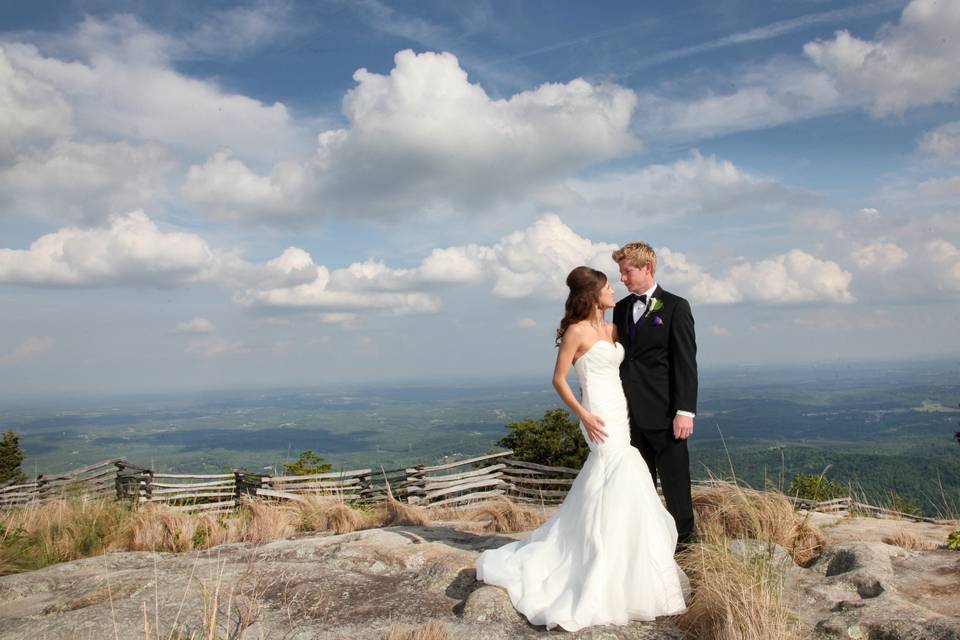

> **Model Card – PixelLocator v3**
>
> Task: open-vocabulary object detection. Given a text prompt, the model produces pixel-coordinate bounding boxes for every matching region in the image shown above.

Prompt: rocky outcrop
[0,518,956,639]
[0,526,684,640]
[787,541,960,640]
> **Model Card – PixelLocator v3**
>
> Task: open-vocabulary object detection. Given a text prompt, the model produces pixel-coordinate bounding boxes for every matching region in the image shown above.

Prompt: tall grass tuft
[235,497,298,543]
[882,530,936,550]
[457,497,549,533]
[676,480,825,640]
[677,541,802,640]
[692,481,826,566]
[0,498,132,572]
[297,496,366,534]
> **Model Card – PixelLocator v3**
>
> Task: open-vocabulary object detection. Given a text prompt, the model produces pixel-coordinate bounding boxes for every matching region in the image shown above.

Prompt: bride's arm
[552,326,608,444]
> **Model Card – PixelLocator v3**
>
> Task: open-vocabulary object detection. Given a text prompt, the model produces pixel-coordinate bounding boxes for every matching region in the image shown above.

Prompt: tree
[283,450,332,476]
[788,473,847,502]
[0,431,26,485]
[498,408,589,469]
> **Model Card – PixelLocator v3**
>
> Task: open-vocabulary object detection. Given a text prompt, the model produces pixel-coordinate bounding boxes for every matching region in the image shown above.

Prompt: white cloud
[918,121,960,161]
[637,0,960,141]
[184,49,639,222]
[804,0,960,117]
[0,210,241,287]
[2,17,299,160]
[859,207,880,218]
[0,139,176,222]
[0,336,54,364]
[175,317,217,334]
[918,175,960,196]
[0,47,73,161]
[561,151,806,218]
[851,241,909,272]
[660,247,854,305]
[926,239,960,291]
[709,326,729,337]
[516,318,538,329]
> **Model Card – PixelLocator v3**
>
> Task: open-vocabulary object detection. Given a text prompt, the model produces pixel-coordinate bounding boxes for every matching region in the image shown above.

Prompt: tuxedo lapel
[629,285,664,353]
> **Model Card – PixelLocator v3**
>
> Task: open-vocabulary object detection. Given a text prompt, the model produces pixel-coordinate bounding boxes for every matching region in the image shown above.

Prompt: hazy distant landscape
[5,359,959,515]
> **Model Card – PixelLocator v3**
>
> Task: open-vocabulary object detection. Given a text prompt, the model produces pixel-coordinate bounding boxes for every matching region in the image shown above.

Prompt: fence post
[233,470,244,508]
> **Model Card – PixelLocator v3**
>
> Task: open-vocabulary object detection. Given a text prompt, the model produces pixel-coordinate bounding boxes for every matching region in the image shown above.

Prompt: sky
[1,0,959,397]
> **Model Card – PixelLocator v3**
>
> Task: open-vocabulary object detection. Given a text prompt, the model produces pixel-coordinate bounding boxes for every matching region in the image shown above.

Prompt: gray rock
[787,541,960,640]
[0,526,685,640]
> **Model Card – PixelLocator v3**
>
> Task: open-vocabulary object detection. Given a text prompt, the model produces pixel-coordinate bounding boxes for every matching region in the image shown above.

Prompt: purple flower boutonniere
[652,316,664,326]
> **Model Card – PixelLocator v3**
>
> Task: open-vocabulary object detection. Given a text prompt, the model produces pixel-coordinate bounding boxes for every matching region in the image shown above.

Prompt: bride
[475,266,688,631]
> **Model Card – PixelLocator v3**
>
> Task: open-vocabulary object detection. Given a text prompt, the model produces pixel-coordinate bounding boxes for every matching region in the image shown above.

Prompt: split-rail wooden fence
[0,453,950,523]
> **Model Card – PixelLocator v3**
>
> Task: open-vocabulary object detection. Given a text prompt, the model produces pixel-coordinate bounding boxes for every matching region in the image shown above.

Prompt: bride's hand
[581,412,608,444]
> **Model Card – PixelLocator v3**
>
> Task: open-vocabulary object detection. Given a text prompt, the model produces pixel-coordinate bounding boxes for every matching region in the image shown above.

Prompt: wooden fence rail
[2,454,954,525]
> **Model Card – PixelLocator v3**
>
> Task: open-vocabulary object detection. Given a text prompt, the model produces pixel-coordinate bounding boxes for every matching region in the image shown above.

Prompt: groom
[612,242,697,545]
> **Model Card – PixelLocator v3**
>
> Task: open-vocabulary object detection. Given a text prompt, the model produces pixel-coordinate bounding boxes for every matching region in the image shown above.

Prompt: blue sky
[1,0,959,397]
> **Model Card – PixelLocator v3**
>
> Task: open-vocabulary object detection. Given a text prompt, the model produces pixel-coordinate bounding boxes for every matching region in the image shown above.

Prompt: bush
[497,408,589,469]
[946,531,959,551]
[887,491,921,516]
[283,450,332,475]
[0,431,26,485]
[787,473,847,502]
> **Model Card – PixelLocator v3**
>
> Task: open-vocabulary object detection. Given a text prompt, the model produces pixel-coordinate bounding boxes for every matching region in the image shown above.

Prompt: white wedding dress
[475,340,687,631]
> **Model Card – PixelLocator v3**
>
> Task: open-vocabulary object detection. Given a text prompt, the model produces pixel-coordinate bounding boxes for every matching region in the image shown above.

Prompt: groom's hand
[673,414,694,440]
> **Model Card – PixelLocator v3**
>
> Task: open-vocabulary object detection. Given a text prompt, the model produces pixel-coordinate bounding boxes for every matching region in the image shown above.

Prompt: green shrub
[946,531,959,551]
[787,473,847,502]
[283,450,332,475]
[498,408,589,469]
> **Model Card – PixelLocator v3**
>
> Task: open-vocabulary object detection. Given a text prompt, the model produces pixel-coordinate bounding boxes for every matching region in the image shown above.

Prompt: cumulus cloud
[851,242,909,272]
[661,248,854,305]
[561,151,807,218]
[804,0,960,117]
[0,210,239,287]
[637,0,960,141]
[175,317,217,334]
[0,139,176,222]
[2,17,299,160]
[0,336,54,364]
[918,121,960,161]
[0,47,73,161]
[184,49,639,222]
[926,239,960,291]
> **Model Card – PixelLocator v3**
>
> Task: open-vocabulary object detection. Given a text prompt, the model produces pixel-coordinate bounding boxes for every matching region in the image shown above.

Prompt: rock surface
[0,518,957,639]
[0,526,685,640]
[787,540,960,639]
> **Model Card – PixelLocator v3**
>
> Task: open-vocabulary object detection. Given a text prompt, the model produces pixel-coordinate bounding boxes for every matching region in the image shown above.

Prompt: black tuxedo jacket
[614,286,698,433]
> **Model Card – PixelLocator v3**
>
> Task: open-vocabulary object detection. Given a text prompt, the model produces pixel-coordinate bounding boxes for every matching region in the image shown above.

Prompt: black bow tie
[629,293,648,306]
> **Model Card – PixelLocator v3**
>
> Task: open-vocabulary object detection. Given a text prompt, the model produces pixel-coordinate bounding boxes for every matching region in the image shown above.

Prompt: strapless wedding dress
[475,340,687,631]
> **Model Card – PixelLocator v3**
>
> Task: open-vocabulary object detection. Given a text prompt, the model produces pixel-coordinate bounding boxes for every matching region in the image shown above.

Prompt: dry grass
[453,497,550,533]
[0,498,132,572]
[375,495,432,527]
[677,541,803,640]
[297,496,367,534]
[882,529,937,550]
[383,620,449,640]
[676,480,826,640]
[693,481,826,566]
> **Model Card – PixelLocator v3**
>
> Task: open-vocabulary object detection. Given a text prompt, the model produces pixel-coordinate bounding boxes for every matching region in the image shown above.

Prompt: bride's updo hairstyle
[556,266,607,346]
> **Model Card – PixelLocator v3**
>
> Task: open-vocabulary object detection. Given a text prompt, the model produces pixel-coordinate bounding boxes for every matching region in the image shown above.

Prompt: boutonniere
[652,316,664,325]
[644,297,664,318]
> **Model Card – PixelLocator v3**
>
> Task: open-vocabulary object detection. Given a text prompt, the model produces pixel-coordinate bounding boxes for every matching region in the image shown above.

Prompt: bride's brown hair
[556,266,607,346]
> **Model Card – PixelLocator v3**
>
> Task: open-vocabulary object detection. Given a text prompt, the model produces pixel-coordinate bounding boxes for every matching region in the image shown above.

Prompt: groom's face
[618,259,654,294]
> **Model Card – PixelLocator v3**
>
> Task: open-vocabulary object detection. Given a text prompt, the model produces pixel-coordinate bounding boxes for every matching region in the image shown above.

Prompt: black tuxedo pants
[633,429,695,545]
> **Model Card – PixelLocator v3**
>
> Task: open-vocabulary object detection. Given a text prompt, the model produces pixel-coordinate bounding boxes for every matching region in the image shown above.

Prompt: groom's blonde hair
[612,242,657,274]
